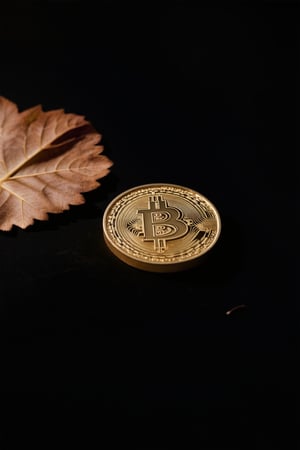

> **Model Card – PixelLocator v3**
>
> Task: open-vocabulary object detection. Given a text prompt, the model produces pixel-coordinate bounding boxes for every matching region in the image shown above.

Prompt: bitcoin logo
[138,195,189,252]
[102,183,221,272]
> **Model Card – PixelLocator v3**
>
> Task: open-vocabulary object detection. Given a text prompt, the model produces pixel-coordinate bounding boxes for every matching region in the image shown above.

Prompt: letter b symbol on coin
[138,195,188,251]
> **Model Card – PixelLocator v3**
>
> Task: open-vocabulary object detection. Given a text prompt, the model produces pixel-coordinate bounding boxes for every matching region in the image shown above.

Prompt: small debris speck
[226,304,247,315]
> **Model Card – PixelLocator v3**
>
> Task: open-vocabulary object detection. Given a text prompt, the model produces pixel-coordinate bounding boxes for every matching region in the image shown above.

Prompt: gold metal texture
[102,183,221,272]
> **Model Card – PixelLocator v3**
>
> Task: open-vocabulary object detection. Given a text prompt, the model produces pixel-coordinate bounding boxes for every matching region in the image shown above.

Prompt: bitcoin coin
[102,183,221,272]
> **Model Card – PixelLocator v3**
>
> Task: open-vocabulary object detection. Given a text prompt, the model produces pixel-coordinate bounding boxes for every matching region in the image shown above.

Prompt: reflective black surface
[0,1,297,448]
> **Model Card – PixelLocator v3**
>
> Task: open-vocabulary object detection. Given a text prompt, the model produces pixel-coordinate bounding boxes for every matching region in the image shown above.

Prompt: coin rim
[102,183,222,272]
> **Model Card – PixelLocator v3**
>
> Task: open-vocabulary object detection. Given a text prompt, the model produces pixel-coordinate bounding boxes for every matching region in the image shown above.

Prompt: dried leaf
[0,96,113,231]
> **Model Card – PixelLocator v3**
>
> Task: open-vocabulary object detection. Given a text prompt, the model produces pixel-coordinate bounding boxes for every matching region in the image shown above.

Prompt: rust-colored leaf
[0,96,113,231]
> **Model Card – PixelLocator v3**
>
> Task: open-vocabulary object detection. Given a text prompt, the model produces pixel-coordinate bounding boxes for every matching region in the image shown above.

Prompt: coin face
[102,183,221,272]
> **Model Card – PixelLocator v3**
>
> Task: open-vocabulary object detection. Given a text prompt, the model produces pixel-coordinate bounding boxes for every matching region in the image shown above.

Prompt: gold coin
[102,183,221,272]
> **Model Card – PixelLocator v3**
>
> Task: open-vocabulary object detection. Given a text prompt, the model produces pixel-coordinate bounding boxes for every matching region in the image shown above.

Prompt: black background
[0,1,297,448]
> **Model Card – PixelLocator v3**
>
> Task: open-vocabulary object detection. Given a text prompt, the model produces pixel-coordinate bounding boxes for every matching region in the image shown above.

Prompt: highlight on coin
[102,183,221,272]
